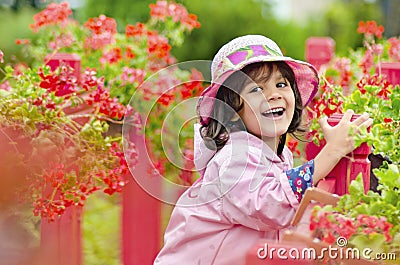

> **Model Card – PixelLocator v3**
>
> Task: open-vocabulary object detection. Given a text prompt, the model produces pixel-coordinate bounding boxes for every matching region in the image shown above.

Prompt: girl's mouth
[261,107,285,118]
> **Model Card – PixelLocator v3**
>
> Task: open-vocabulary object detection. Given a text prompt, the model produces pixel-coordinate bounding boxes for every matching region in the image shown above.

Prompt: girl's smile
[261,107,286,120]
[238,65,295,151]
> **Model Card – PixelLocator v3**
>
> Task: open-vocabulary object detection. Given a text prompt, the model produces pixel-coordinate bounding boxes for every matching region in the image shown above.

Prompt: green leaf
[392,98,400,116]
[348,174,365,196]
[382,190,399,205]
[93,120,103,132]
[349,90,369,109]
[4,65,14,78]
[28,105,43,120]
[102,122,109,133]
[374,165,400,189]
[352,203,369,215]
[325,68,339,77]
[350,233,386,255]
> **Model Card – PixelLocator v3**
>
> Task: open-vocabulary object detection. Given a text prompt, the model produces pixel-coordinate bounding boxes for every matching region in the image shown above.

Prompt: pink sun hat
[197,35,320,126]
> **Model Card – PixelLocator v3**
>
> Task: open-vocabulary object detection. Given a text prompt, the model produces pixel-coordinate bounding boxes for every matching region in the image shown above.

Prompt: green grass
[83,193,122,265]
[0,8,36,64]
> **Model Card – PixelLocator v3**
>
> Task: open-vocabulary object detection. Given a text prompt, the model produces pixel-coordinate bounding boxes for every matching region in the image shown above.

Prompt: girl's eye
[277,82,288,88]
[250,86,263,93]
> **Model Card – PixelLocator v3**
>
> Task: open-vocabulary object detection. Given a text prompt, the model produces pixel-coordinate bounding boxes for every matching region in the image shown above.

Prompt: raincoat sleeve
[286,160,314,202]
[217,149,300,231]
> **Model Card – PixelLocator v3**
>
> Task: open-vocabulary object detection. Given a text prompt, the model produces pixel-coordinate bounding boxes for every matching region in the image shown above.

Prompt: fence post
[45,53,81,81]
[40,53,83,265]
[326,114,371,195]
[122,128,162,264]
[304,37,372,194]
[305,37,335,70]
[380,62,400,85]
[306,114,371,195]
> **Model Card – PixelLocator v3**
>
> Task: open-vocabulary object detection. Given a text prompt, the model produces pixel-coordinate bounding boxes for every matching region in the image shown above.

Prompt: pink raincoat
[154,124,300,265]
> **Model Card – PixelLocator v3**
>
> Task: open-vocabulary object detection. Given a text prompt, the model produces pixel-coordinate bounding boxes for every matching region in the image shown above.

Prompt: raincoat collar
[193,123,290,176]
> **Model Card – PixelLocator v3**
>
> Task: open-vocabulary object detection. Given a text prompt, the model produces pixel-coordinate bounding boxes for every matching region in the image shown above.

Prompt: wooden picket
[122,127,162,264]
[39,54,83,265]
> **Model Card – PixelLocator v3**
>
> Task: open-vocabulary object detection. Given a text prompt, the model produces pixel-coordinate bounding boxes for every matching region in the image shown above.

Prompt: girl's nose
[266,91,282,102]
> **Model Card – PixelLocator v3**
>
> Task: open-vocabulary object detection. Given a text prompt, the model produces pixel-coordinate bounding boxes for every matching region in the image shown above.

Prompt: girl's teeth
[264,108,284,114]
[262,108,285,117]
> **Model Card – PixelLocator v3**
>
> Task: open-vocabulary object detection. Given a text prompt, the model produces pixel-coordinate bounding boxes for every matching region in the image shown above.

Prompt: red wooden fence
[380,62,400,85]
[305,37,335,70]
[305,114,371,195]
[40,54,83,265]
[41,53,163,265]
[122,127,162,265]
[40,206,82,265]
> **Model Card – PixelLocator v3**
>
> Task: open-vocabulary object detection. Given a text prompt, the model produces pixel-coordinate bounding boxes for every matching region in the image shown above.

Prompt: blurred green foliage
[1,0,392,65]
[172,0,281,60]
[0,7,35,65]
[76,0,154,31]
[83,193,121,265]
[173,0,386,60]
[324,0,383,56]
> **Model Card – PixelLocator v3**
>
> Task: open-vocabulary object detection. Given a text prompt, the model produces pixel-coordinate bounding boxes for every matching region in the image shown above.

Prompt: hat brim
[198,56,319,126]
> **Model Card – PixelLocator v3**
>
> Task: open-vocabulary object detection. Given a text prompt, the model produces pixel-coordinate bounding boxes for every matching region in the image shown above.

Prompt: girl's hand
[313,110,373,183]
[319,109,373,158]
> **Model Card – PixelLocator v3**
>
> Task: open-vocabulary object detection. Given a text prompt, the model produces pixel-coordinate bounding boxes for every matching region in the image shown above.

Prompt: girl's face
[238,65,295,148]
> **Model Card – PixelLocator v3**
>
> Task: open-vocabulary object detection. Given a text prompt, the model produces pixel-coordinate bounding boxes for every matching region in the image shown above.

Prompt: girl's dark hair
[200,61,306,155]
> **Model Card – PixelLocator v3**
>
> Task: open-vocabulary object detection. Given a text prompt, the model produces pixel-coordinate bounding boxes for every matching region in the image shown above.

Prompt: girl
[154,35,372,265]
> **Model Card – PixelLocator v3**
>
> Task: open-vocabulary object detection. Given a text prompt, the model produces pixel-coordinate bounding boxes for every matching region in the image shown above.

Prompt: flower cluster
[388,37,400,61]
[1,0,204,221]
[306,81,344,144]
[147,1,200,47]
[149,0,201,31]
[125,22,174,64]
[356,73,391,99]
[343,75,399,163]
[310,166,400,257]
[306,21,399,148]
[84,15,118,50]
[30,2,72,32]
[38,65,79,97]
[0,56,132,221]
[310,206,393,245]
[357,20,385,39]
[301,20,400,258]
[287,137,301,158]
